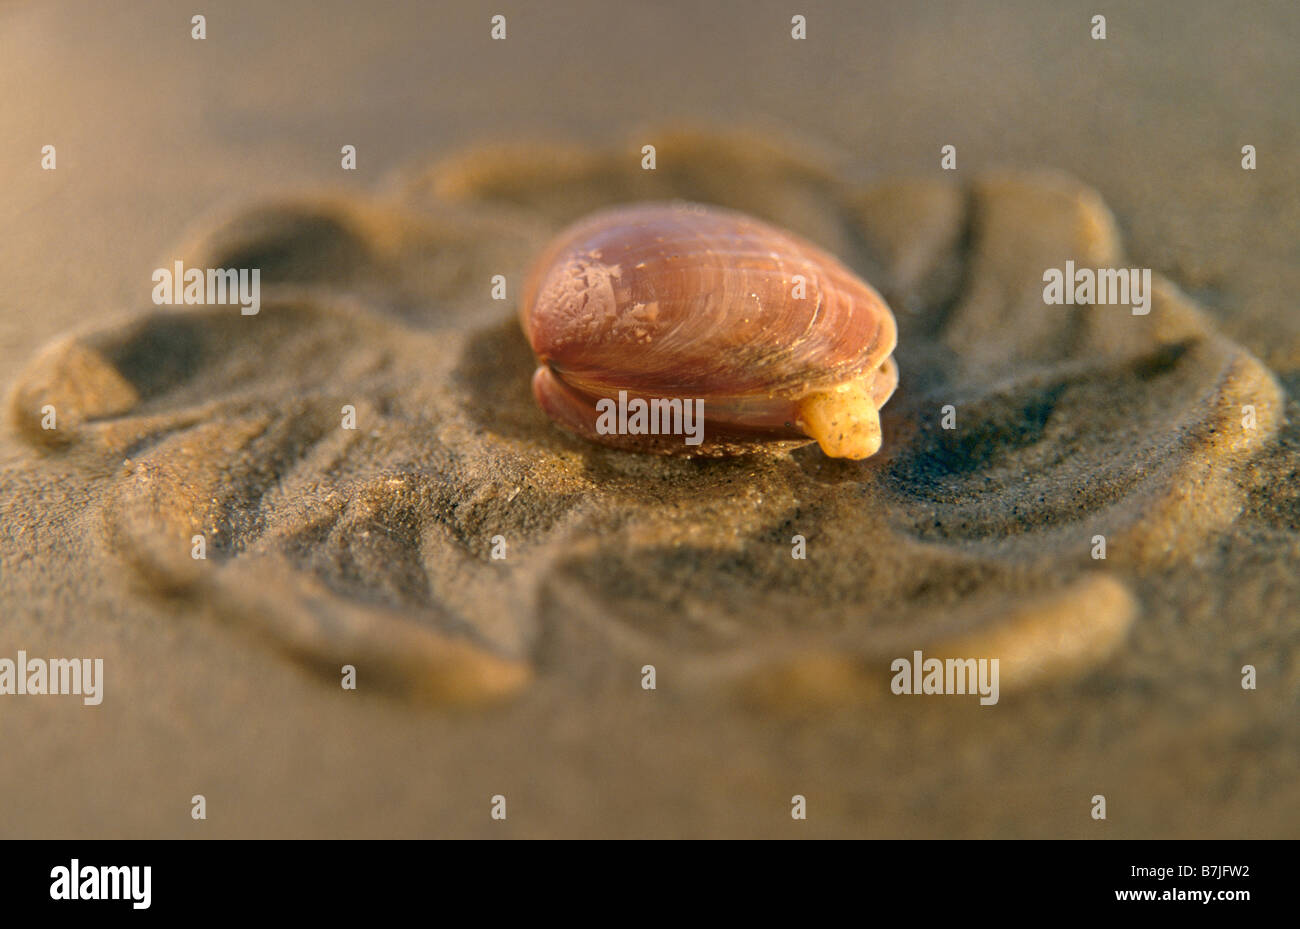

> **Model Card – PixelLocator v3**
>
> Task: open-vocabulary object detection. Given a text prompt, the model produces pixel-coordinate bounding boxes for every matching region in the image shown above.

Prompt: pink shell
[520,202,898,456]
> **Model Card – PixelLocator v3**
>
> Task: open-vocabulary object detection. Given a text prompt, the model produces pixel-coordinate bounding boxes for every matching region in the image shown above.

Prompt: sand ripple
[7,131,1283,705]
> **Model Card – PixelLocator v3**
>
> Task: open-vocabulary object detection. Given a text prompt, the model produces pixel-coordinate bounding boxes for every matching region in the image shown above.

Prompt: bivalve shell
[520,202,898,458]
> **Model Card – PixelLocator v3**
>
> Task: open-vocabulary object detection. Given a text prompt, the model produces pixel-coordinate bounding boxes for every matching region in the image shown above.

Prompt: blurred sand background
[1,0,1297,837]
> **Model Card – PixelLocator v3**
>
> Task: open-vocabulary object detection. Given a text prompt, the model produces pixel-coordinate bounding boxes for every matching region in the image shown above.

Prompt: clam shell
[520,202,898,458]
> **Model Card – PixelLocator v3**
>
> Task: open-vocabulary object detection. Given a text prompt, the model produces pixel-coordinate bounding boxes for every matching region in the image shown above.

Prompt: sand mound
[6,130,1283,706]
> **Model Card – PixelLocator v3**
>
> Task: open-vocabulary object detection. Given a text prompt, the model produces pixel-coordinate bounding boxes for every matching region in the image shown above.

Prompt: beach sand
[1,0,1296,837]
